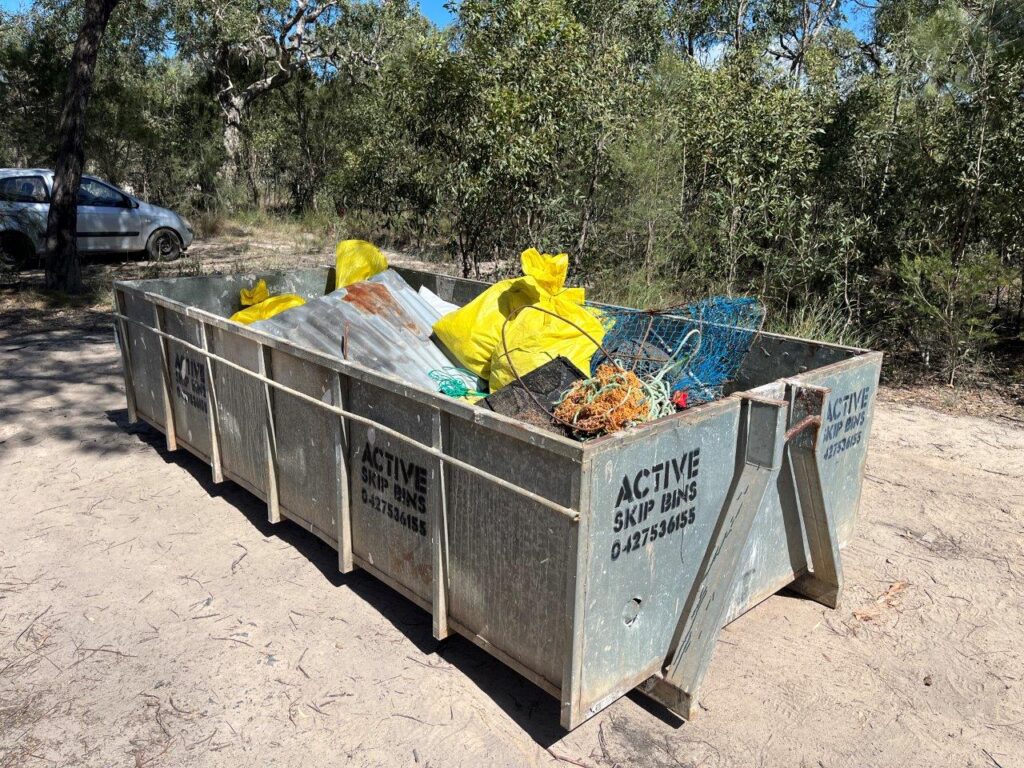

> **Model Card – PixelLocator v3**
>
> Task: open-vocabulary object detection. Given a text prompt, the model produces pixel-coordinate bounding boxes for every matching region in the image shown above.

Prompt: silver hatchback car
[0,168,194,269]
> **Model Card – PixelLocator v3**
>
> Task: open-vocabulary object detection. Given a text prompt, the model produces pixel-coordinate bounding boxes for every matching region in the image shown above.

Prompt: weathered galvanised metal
[112,266,882,729]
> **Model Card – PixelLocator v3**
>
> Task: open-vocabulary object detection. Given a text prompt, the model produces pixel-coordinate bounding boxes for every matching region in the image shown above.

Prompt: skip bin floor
[1,309,1022,768]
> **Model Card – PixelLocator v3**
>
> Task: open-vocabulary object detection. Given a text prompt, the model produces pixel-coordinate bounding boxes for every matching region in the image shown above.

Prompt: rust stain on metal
[342,282,418,332]
[795,386,826,410]
[786,384,828,441]
[785,414,821,441]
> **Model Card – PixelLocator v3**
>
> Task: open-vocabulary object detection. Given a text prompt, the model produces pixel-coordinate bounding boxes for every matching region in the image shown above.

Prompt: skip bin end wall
[563,345,881,727]
[112,267,882,732]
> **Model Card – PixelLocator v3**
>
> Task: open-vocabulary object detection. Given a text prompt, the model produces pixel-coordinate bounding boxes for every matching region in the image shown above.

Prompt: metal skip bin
[112,266,882,729]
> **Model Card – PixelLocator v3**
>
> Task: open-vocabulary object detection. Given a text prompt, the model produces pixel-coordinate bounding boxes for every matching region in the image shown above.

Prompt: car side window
[78,178,128,207]
[0,175,49,203]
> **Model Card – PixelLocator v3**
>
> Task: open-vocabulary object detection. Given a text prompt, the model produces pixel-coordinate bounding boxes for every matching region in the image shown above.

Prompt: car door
[0,174,49,248]
[76,178,142,252]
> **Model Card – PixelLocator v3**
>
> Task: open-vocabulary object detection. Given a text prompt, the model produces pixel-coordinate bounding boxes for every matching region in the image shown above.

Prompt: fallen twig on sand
[13,605,51,648]
[546,747,595,767]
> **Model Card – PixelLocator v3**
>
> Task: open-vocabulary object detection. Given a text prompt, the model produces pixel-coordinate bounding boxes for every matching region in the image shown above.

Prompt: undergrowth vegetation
[1,0,1021,389]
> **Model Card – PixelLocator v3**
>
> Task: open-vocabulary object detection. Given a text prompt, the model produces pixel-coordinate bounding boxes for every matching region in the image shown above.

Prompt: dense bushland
[1,0,1021,386]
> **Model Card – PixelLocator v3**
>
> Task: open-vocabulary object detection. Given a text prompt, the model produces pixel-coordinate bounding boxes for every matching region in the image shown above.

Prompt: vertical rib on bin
[203,327,273,501]
[334,371,355,574]
[268,347,340,546]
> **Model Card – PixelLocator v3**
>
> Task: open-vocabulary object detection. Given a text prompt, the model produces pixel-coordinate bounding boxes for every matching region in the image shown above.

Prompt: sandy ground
[2,244,1024,767]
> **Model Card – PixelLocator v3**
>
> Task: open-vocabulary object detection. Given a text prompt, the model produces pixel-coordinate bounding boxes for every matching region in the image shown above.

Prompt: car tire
[146,228,183,262]
[0,231,36,272]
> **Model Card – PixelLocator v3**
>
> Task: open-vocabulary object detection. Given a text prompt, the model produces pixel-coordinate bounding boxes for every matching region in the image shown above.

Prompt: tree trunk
[44,0,120,294]
[220,94,245,185]
[574,134,606,273]
[1017,259,1023,331]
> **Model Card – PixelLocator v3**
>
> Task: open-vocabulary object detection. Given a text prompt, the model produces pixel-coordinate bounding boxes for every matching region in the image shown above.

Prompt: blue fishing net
[590,296,764,405]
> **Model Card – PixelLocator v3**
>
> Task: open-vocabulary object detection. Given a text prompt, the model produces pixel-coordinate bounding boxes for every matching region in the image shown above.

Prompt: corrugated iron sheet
[251,269,455,391]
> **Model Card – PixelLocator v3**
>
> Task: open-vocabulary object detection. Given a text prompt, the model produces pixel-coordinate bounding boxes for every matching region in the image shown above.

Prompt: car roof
[0,168,53,178]
[0,170,117,188]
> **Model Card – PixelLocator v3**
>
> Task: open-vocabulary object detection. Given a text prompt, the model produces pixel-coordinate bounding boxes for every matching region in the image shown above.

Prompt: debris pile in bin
[228,240,764,439]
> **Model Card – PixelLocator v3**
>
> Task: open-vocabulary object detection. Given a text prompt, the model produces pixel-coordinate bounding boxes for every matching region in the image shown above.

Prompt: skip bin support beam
[431,408,451,641]
[783,382,843,608]
[333,372,354,573]
[560,463,591,731]
[641,395,787,720]
[257,343,281,524]
[113,289,138,425]
[152,304,178,452]
[199,321,224,484]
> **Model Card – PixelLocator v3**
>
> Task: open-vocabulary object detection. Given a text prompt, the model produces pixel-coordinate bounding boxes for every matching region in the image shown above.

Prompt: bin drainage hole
[623,598,642,627]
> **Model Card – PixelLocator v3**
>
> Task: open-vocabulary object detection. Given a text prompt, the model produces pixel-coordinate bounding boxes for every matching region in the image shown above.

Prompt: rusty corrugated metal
[251,269,454,391]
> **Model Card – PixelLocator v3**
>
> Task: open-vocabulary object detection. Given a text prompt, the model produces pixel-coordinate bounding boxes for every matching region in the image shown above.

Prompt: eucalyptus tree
[172,0,409,184]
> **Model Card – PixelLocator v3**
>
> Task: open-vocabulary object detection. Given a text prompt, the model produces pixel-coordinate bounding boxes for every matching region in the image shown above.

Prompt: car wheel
[146,229,182,262]
[0,231,36,273]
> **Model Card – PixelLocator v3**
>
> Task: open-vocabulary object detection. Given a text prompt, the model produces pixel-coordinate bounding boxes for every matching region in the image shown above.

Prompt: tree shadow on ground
[111,408,570,748]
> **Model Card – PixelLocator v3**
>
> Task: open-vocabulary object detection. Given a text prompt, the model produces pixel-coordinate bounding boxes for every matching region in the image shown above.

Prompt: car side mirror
[131,199,140,209]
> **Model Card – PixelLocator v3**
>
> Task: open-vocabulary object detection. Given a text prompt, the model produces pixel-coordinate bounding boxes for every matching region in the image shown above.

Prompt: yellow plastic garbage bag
[335,239,388,289]
[432,253,543,380]
[239,279,269,307]
[520,246,569,295]
[488,284,605,392]
[230,294,306,325]
[432,248,604,386]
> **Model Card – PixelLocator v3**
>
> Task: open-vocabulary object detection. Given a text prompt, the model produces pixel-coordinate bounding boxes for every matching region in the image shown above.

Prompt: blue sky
[1,0,868,39]
[418,0,456,28]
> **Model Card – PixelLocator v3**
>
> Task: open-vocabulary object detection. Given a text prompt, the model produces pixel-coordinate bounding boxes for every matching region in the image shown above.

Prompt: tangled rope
[429,367,487,399]
[553,364,651,435]
[492,305,688,436]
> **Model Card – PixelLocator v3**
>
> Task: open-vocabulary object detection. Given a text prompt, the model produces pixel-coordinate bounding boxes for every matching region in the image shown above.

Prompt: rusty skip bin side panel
[111,266,882,731]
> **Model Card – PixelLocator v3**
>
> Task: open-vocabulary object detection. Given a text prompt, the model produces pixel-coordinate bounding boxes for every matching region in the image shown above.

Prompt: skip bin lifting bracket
[640,394,787,720]
[641,383,842,720]
[783,381,843,609]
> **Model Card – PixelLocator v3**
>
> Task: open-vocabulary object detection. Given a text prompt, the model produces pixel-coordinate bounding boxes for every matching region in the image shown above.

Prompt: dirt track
[1,280,1023,766]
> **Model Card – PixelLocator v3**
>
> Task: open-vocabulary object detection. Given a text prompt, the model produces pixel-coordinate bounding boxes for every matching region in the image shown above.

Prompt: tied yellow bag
[488,258,604,392]
[230,294,306,324]
[432,276,532,380]
[335,240,388,289]
[239,279,269,306]
[432,248,604,388]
